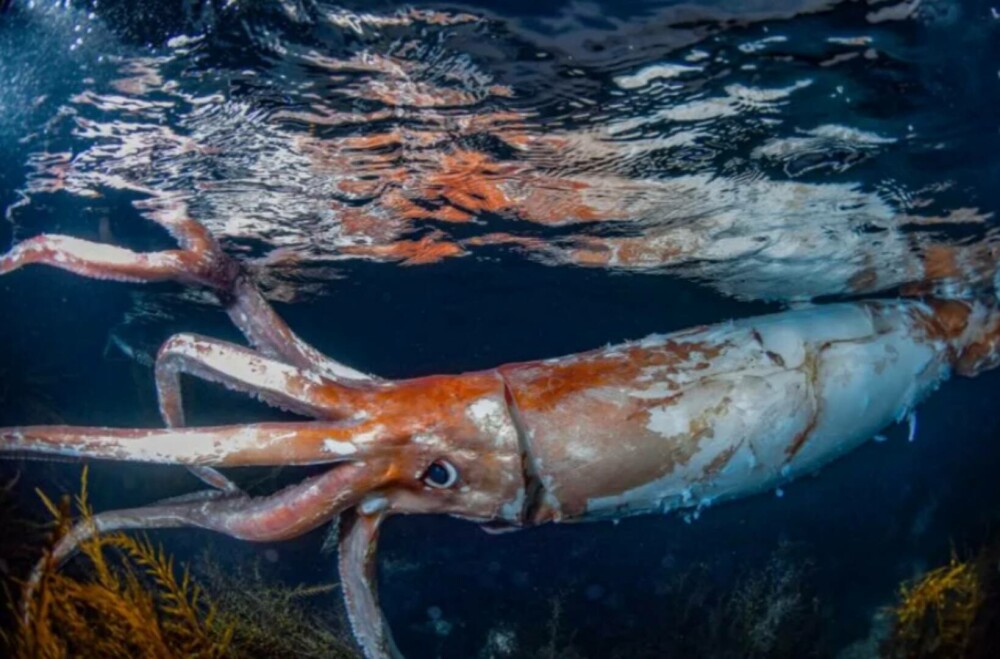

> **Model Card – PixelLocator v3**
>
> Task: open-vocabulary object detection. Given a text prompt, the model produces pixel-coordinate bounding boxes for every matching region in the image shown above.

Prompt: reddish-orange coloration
[848,266,880,293]
[921,299,973,341]
[954,312,1000,376]
[924,245,962,281]
[341,233,467,265]
[3,207,1000,659]
[561,235,687,267]
[784,407,820,461]
[419,150,516,214]
[501,339,722,414]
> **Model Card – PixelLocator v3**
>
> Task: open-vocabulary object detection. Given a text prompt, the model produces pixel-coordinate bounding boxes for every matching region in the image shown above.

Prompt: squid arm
[3,210,1000,659]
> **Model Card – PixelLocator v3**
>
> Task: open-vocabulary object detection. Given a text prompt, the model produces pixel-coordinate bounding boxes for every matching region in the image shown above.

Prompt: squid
[1,209,999,658]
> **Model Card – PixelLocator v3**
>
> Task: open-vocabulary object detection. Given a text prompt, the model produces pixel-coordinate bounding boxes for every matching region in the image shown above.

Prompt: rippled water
[6,0,999,310]
[2,1,1000,657]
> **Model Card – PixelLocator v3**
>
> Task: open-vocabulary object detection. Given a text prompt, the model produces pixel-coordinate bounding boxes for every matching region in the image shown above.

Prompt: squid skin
[2,223,1000,658]
[500,298,1000,524]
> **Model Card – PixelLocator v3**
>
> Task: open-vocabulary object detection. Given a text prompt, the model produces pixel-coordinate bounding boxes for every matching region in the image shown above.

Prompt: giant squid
[1,207,999,658]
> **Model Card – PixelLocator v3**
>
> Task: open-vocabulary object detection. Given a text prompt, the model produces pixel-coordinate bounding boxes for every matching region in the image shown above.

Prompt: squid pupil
[424,462,451,487]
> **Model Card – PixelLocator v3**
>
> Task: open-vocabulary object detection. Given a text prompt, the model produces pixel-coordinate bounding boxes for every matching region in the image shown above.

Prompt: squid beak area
[222,457,394,542]
[338,507,402,659]
[330,448,505,659]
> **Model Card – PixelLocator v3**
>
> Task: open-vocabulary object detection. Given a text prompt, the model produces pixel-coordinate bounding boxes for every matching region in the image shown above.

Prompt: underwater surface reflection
[1,0,999,657]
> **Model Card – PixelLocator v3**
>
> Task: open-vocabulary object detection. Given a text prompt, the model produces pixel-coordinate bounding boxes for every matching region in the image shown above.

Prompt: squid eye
[422,460,458,489]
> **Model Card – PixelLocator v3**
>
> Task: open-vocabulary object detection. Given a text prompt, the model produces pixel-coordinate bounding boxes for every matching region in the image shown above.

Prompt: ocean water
[1,0,999,657]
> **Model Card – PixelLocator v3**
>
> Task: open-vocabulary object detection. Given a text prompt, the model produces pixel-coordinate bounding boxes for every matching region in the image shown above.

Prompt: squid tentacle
[0,207,373,383]
[184,465,243,495]
[0,234,212,284]
[154,332,372,492]
[226,276,378,383]
[0,232,243,492]
[24,461,385,615]
[0,422,387,467]
[154,335,251,495]
[339,509,401,659]
[0,202,377,492]
[155,333,365,424]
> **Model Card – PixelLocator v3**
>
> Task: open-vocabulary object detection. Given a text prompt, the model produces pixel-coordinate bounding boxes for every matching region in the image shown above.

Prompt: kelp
[197,553,358,659]
[886,552,981,658]
[3,467,230,658]
[1,468,359,659]
[883,541,1000,659]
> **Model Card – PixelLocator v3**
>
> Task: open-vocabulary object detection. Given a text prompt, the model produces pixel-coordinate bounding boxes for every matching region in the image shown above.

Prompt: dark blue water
[2,1,1000,657]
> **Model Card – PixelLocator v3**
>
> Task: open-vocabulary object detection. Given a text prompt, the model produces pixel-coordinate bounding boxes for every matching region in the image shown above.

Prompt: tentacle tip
[0,241,40,275]
[0,253,20,275]
[19,559,46,623]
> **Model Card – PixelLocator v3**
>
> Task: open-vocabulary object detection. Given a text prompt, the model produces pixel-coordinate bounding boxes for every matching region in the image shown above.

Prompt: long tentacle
[228,276,377,382]
[155,333,370,492]
[155,333,364,425]
[0,198,374,382]
[0,422,381,467]
[154,334,242,494]
[339,509,401,659]
[0,235,215,285]
[25,461,387,608]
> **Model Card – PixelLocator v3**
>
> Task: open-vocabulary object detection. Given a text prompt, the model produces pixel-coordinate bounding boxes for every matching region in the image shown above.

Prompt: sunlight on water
[6,0,998,321]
